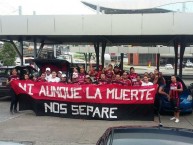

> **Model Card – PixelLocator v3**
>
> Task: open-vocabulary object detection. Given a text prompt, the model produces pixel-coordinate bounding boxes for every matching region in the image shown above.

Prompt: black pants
[10,88,18,111]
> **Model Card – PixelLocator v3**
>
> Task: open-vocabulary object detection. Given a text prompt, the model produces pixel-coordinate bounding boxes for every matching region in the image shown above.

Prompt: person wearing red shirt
[105,64,114,81]
[8,69,20,114]
[37,73,47,82]
[78,67,86,85]
[111,74,123,86]
[84,75,92,84]
[121,72,132,86]
[128,67,138,84]
[132,75,142,86]
[88,63,98,81]
[98,73,109,85]
[169,75,183,123]
[96,66,106,81]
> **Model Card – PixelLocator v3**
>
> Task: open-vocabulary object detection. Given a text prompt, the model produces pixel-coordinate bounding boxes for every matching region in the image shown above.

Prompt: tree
[0,42,17,66]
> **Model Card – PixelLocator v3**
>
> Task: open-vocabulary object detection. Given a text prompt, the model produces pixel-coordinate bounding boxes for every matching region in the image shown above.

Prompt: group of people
[8,64,183,123]
[36,64,154,86]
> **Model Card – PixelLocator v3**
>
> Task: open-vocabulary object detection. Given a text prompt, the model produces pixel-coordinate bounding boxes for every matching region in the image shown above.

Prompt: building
[81,0,193,66]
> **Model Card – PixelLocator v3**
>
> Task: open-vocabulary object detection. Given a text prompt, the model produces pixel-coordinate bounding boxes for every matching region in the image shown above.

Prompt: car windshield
[0,68,11,76]
[111,129,193,145]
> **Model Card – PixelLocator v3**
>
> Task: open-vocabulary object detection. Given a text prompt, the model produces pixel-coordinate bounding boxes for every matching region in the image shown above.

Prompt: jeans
[10,88,18,111]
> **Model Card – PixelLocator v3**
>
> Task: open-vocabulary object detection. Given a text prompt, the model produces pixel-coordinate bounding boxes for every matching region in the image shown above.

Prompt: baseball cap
[85,75,90,78]
[46,67,51,71]
[58,71,62,74]
[61,74,66,78]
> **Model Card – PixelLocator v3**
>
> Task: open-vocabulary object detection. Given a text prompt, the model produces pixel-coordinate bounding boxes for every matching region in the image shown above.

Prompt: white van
[15,57,34,66]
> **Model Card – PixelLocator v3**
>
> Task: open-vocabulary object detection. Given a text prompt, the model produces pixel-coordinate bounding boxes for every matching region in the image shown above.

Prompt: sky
[0,0,193,15]
[0,0,95,15]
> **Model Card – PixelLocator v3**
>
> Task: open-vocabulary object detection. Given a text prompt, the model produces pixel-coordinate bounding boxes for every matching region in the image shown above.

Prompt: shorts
[170,98,180,112]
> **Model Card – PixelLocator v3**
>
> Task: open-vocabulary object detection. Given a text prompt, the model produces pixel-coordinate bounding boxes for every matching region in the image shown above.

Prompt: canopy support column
[101,42,106,68]
[179,40,186,78]
[156,53,160,71]
[19,40,24,66]
[94,42,100,71]
[174,40,179,76]
[34,39,37,58]
[37,40,45,58]
[120,53,124,70]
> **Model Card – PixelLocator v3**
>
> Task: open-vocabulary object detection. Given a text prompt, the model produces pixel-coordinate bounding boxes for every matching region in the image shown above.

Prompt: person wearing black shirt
[8,69,19,114]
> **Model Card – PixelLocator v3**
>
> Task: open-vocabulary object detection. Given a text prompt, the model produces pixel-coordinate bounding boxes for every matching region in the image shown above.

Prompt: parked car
[33,58,71,76]
[155,76,193,114]
[185,61,193,67]
[96,126,193,145]
[165,64,173,69]
[0,66,37,98]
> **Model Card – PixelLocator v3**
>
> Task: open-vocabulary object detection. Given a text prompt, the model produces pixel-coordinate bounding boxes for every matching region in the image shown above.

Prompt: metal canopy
[0,13,193,45]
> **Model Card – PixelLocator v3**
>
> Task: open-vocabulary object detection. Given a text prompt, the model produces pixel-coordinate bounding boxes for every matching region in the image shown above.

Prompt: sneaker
[175,118,180,123]
[10,110,14,115]
[14,109,18,113]
[170,117,176,120]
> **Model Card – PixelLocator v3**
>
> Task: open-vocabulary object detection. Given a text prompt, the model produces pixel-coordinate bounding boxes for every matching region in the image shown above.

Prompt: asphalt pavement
[0,100,193,145]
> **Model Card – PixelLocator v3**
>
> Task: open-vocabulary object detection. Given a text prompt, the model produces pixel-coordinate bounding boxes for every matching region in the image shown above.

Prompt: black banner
[18,94,154,121]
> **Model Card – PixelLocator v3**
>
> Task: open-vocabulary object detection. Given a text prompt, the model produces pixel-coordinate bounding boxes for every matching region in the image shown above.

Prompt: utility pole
[18,5,22,15]
[182,2,186,12]
[33,11,36,15]
[96,4,100,14]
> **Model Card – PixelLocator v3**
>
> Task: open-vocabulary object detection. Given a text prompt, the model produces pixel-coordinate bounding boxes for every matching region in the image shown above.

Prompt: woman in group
[105,64,114,81]
[36,73,47,82]
[8,69,20,114]
[78,67,86,85]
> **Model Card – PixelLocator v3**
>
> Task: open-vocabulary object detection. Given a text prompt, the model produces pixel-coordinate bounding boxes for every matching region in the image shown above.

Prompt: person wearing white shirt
[45,67,52,81]
[48,71,60,83]
[142,76,153,86]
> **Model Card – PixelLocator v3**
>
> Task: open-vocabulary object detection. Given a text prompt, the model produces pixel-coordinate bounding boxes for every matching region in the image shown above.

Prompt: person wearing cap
[113,65,123,77]
[45,67,52,81]
[57,71,62,80]
[84,75,92,84]
[48,71,60,83]
[60,74,68,84]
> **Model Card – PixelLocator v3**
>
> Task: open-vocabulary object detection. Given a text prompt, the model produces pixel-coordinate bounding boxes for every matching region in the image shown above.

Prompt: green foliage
[0,42,17,66]
[73,53,85,59]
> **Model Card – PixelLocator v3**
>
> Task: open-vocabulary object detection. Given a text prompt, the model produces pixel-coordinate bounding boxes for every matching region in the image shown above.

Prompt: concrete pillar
[94,42,100,71]
[174,41,179,76]
[101,42,106,68]
[34,39,37,58]
[120,53,124,70]
[20,40,24,66]
[156,53,160,71]
[179,40,186,78]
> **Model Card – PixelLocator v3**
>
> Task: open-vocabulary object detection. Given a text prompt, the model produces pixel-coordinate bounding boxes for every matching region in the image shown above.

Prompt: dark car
[0,66,37,98]
[33,58,71,77]
[97,126,193,145]
[156,76,193,114]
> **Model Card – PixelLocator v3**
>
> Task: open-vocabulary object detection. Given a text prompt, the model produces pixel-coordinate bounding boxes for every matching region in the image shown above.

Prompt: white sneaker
[175,118,180,123]
[170,117,176,120]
